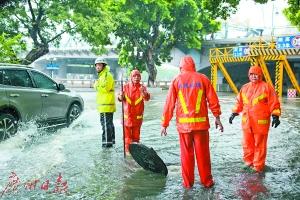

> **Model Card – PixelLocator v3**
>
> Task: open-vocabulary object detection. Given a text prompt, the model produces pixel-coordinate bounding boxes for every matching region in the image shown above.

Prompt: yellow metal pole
[275,60,284,98]
[282,56,300,95]
[250,57,258,66]
[217,62,239,94]
[257,56,273,86]
[211,63,218,91]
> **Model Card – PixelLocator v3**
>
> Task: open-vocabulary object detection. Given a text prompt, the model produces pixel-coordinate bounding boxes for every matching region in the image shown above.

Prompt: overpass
[32,47,119,80]
[32,25,283,77]
[31,33,300,95]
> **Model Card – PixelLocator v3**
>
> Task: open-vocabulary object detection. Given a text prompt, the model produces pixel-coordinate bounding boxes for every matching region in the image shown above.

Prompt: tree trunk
[146,48,157,87]
[22,44,49,65]
[146,61,157,87]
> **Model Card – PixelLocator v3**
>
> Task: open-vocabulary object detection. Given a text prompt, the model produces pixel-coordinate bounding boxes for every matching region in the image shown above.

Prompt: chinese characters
[0,172,68,198]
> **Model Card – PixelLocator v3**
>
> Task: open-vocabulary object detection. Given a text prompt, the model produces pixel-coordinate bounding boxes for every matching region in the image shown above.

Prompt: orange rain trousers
[179,130,214,188]
[242,129,268,172]
[124,126,141,153]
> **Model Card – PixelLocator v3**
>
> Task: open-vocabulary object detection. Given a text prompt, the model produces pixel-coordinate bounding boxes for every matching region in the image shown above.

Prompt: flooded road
[0,88,299,199]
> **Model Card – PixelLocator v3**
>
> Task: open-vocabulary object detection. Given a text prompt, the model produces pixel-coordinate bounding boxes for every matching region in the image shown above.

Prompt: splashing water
[0,90,299,199]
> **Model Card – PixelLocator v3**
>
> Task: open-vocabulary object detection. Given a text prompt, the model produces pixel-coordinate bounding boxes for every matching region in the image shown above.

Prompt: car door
[0,70,9,107]
[3,69,42,122]
[29,70,67,121]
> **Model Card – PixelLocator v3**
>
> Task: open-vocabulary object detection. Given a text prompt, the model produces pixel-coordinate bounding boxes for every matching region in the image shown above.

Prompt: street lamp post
[50,60,54,78]
[271,0,275,36]
[271,0,279,37]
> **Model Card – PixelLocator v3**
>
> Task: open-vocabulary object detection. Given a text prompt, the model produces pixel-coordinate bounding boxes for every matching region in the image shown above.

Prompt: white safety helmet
[94,58,107,66]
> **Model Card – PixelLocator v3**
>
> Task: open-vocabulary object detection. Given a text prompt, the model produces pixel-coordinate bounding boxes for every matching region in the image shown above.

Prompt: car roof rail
[0,63,32,68]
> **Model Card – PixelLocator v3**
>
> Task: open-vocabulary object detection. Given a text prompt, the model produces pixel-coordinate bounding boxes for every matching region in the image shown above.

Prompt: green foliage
[0,0,114,63]
[67,0,115,53]
[0,0,74,62]
[251,0,300,31]
[0,33,26,63]
[253,0,269,3]
[113,0,222,74]
[201,0,240,20]
[283,0,300,29]
[4,0,295,70]
[0,1,67,45]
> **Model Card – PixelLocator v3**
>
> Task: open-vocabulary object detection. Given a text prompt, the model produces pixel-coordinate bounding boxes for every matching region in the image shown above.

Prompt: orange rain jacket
[161,56,221,133]
[232,67,281,134]
[121,71,150,127]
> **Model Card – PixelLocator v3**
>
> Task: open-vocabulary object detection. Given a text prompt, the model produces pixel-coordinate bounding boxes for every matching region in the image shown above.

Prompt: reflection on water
[0,89,299,199]
[234,173,268,200]
[118,168,167,199]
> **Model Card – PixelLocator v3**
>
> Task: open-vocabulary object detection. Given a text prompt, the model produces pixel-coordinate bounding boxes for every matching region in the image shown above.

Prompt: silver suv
[0,63,84,141]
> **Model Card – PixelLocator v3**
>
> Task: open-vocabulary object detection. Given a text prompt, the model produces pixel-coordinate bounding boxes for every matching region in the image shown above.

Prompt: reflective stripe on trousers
[124,115,143,119]
[100,113,115,146]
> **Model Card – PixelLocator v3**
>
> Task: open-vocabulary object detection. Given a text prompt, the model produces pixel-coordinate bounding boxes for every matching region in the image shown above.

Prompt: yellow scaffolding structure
[209,38,300,97]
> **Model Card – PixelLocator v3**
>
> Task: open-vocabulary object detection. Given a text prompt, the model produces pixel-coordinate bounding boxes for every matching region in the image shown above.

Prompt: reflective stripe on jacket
[94,66,116,113]
[161,57,221,133]
[122,82,150,127]
[232,81,281,134]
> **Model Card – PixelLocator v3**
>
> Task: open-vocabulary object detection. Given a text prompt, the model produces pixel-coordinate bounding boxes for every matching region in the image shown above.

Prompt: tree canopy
[0,33,26,63]
[107,0,244,85]
[283,0,300,29]
[0,0,114,64]
[115,0,207,84]
[0,0,299,84]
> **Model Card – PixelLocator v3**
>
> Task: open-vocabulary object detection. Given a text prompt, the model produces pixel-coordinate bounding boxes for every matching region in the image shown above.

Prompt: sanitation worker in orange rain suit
[118,69,150,154]
[229,65,281,173]
[161,56,224,189]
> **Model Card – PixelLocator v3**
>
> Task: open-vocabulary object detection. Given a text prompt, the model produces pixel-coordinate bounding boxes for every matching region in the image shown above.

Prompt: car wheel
[0,113,18,141]
[67,104,81,125]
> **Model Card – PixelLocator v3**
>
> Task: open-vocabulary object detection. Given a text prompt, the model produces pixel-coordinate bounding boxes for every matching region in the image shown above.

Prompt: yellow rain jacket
[94,66,116,113]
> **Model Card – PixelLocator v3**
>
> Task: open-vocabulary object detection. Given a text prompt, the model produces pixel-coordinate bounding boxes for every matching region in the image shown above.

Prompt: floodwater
[0,88,299,200]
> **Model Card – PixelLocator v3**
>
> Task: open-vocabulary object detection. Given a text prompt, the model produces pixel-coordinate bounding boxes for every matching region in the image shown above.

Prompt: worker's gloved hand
[229,113,239,124]
[271,115,280,128]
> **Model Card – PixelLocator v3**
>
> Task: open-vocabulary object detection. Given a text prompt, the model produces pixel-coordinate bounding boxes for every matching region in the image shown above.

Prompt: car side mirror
[58,83,65,91]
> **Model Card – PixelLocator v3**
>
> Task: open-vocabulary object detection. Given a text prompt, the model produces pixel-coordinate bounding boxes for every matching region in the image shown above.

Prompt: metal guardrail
[56,79,95,88]
[56,79,233,92]
[55,79,172,88]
